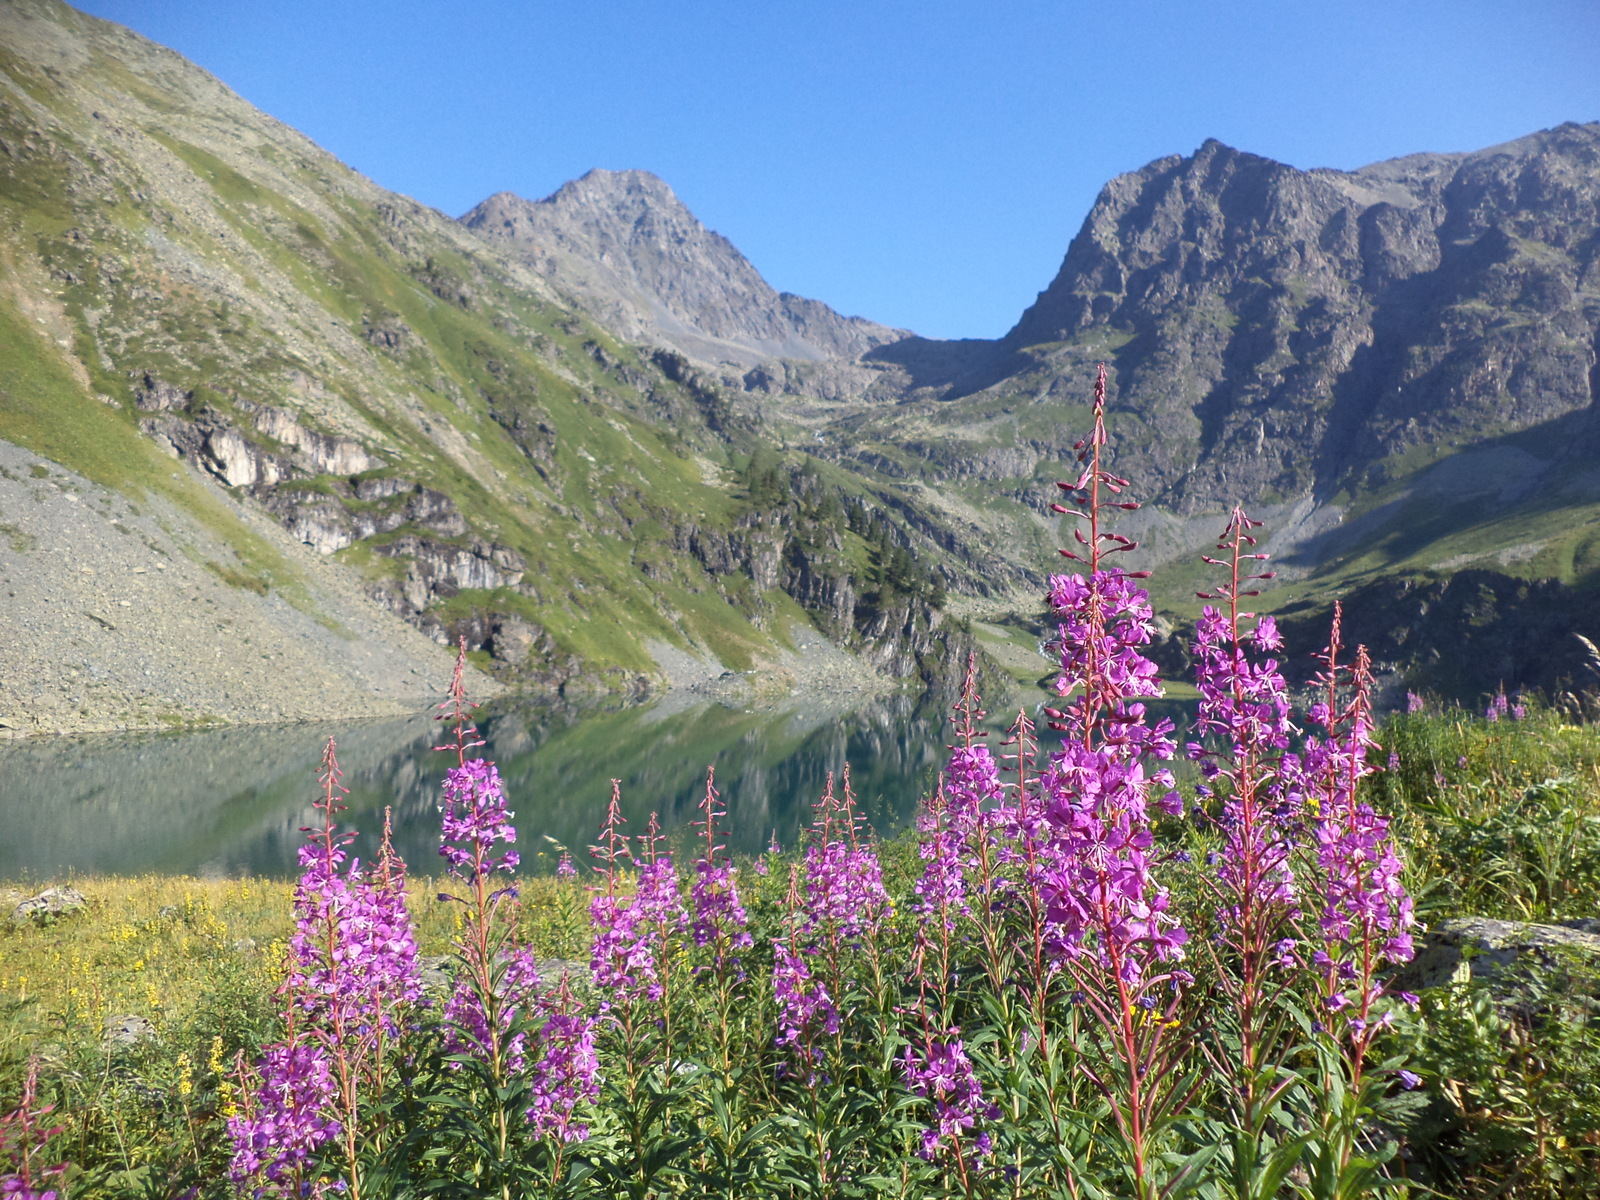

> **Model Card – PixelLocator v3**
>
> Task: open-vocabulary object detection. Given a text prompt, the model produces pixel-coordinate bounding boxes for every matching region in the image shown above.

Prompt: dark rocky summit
[989,125,1600,515]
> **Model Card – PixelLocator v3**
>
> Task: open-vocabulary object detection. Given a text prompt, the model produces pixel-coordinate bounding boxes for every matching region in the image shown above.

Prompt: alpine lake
[0,690,959,880]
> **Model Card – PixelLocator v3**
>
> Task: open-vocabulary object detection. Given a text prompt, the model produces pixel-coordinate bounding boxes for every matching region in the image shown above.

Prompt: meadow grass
[1,702,1596,1198]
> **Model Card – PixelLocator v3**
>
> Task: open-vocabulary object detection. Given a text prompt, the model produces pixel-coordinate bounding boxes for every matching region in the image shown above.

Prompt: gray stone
[133,372,191,413]
[103,1013,157,1047]
[1391,917,1600,993]
[416,954,452,994]
[11,885,86,923]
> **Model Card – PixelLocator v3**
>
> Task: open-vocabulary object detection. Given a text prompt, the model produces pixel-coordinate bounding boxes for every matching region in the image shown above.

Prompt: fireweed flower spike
[523,978,601,1143]
[246,739,421,1198]
[441,945,542,1072]
[690,766,753,963]
[1187,510,1312,1193]
[1037,365,1185,979]
[773,865,839,1066]
[802,773,891,943]
[368,806,423,1018]
[898,1030,999,1161]
[1299,630,1420,1191]
[1311,644,1417,1006]
[589,801,686,1007]
[1189,510,1297,930]
[914,781,971,931]
[1034,363,1191,1200]
[227,1037,342,1190]
[439,758,520,881]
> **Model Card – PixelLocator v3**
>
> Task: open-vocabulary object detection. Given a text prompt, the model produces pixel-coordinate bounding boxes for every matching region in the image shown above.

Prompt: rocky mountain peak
[990,122,1600,515]
[461,171,909,368]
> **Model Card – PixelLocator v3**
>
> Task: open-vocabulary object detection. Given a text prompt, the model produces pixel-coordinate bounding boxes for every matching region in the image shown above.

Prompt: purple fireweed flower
[442,945,544,1074]
[557,852,577,880]
[439,759,519,881]
[524,983,600,1143]
[289,752,421,1044]
[443,952,598,1140]
[1190,602,1292,754]
[1406,691,1425,714]
[773,937,839,1056]
[1031,374,1194,998]
[1035,741,1188,979]
[689,769,753,960]
[228,1040,342,1186]
[914,789,972,930]
[802,838,891,940]
[690,859,753,954]
[1315,803,1415,961]
[589,857,685,1003]
[1047,569,1167,725]
[1189,578,1301,938]
[1309,647,1417,1021]
[290,863,422,1031]
[945,744,1004,830]
[1253,614,1283,652]
[898,1031,999,1159]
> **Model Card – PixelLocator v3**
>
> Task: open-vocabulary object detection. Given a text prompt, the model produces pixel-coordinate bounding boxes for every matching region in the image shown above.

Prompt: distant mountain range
[2,0,1597,729]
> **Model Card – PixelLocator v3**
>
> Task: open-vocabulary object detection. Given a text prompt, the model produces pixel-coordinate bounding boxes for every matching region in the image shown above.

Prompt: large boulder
[1393,917,1600,993]
[11,885,86,924]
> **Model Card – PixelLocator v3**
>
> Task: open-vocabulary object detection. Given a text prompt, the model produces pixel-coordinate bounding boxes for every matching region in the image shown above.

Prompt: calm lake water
[0,691,955,879]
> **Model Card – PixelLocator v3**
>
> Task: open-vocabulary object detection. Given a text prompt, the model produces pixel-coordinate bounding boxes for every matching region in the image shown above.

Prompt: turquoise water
[0,692,954,879]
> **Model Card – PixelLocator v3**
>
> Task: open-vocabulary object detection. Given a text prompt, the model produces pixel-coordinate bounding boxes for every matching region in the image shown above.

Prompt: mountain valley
[2,0,1598,733]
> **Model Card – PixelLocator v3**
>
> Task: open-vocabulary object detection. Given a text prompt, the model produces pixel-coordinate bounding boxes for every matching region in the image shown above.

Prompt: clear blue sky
[75,0,1600,340]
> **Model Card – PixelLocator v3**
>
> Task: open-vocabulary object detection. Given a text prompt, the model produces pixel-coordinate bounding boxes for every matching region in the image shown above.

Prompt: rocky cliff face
[998,126,1600,514]
[462,172,910,368]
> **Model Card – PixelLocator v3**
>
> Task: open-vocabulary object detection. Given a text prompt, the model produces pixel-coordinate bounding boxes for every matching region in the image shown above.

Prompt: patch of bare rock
[0,440,495,737]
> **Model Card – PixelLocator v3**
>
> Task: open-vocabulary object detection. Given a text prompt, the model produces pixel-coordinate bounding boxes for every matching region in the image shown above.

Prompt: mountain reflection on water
[0,691,952,879]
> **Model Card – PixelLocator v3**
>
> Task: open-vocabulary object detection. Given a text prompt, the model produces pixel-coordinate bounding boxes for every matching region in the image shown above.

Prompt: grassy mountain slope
[0,0,981,719]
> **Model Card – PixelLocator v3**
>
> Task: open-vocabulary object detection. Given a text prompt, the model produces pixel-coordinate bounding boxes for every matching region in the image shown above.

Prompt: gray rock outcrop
[462,171,910,367]
[993,124,1600,515]
[11,885,87,923]
[1392,917,1600,993]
